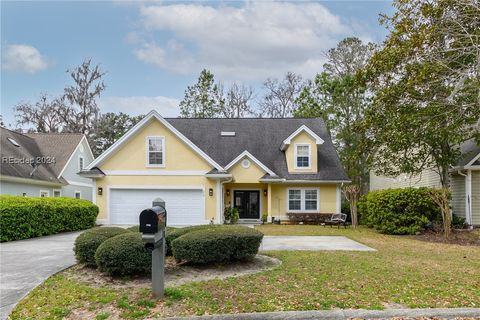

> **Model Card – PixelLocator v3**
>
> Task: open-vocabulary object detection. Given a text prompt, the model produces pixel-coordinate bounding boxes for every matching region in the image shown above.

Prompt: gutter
[0,175,65,187]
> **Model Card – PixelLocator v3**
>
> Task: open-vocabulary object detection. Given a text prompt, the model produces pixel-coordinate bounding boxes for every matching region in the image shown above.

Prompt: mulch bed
[411,229,480,246]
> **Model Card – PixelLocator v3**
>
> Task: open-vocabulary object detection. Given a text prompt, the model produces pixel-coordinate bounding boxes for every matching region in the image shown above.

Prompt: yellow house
[81,110,350,225]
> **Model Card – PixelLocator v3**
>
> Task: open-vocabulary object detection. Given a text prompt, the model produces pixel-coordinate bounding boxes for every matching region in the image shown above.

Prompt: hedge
[0,195,98,242]
[171,225,264,264]
[166,225,222,255]
[74,227,129,267]
[359,187,441,235]
[95,232,151,276]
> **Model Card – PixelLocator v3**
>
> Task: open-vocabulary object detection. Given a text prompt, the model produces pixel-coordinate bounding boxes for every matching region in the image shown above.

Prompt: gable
[285,131,318,174]
[227,157,266,183]
[100,119,212,172]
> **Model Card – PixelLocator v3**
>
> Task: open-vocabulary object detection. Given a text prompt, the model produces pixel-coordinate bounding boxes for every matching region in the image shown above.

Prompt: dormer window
[146,136,165,167]
[295,144,311,169]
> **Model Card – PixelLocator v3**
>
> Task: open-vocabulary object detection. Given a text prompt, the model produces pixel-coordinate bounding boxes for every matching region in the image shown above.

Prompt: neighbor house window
[146,136,165,166]
[53,190,61,197]
[40,190,50,197]
[75,191,81,199]
[79,156,84,171]
[288,188,319,212]
[295,144,310,168]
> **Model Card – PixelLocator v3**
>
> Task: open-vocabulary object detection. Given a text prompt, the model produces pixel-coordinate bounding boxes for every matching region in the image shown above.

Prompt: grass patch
[10,225,480,319]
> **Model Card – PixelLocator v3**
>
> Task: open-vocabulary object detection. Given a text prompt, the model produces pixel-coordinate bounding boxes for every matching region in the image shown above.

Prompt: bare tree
[221,83,254,118]
[260,72,303,118]
[15,94,65,133]
[342,184,361,228]
[62,59,106,135]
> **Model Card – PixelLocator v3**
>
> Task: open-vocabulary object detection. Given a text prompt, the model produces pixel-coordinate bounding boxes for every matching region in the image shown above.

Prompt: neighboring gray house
[0,127,94,200]
[370,139,480,226]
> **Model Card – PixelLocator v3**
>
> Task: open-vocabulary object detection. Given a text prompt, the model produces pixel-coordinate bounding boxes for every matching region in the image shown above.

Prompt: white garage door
[109,188,205,225]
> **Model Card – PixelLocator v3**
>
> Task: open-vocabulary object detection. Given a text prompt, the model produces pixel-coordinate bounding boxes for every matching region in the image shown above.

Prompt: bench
[324,213,348,228]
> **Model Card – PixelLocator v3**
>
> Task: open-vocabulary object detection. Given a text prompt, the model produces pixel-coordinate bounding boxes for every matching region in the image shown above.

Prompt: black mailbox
[139,206,167,234]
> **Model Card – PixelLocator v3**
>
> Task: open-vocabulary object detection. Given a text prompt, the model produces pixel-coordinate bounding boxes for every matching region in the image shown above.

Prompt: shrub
[286,212,331,224]
[0,195,98,242]
[126,225,139,232]
[452,214,467,229]
[224,207,239,224]
[171,225,264,264]
[166,225,221,255]
[74,227,129,266]
[95,232,151,276]
[360,188,441,235]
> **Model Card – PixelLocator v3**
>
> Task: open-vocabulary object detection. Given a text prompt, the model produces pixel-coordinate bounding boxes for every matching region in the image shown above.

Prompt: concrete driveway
[0,231,81,320]
[260,236,376,251]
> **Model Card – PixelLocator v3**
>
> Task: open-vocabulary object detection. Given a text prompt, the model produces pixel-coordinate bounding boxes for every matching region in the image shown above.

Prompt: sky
[1,0,394,127]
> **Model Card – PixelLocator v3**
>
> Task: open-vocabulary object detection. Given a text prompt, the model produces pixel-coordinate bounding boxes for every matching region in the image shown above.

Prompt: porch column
[465,170,473,225]
[336,184,341,214]
[216,179,223,224]
[267,183,272,220]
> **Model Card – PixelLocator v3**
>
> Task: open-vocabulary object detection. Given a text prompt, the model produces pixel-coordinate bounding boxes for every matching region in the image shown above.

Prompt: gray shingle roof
[457,139,480,167]
[166,118,349,181]
[0,127,83,184]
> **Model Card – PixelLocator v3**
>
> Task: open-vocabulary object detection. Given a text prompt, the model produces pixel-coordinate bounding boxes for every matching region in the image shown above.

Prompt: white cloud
[99,95,181,117]
[2,44,48,73]
[132,2,359,80]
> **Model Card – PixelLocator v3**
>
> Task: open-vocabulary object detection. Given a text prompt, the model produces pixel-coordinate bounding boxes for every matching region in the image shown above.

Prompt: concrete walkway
[260,236,376,251]
[167,308,480,319]
[0,231,81,320]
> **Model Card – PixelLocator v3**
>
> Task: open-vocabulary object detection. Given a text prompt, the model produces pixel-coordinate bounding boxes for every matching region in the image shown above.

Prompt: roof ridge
[25,132,84,136]
[0,126,36,139]
[164,117,322,120]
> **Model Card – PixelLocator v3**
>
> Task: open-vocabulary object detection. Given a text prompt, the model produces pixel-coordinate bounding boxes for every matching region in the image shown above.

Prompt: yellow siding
[285,131,318,174]
[101,119,211,171]
[95,175,217,221]
[270,183,338,219]
[228,158,265,183]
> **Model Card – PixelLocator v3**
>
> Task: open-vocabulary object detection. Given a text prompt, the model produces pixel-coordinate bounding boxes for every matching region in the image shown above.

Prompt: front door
[233,190,260,220]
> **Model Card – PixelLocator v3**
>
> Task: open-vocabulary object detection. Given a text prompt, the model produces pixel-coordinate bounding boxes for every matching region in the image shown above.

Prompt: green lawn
[10,226,480,319]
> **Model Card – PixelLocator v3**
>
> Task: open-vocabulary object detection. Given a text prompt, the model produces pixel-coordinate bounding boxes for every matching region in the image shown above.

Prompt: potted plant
[262,213,268,224]
[224,207,239,224]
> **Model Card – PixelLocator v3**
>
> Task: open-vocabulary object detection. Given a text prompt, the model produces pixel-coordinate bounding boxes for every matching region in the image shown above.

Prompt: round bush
[360,187,441,235]
[95,232,151,276]
[74,227,129,267]
[171,225,264,264]
[125,225,139,232]
[166,225,223,255]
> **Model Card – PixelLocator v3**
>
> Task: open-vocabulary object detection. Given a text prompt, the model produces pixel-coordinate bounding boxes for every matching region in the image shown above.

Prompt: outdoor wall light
[263,189,268,197]
[209,188,213,196]
[226,189,230,197]
[98,187,103,195]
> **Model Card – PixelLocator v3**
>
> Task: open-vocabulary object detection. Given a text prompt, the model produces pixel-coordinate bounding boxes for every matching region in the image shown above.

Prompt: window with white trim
[79,156,84,171]
[40,190,50,197]
[288,188,319,212]
[146,137,165,166]
[295,144,310,168]
[53,190,61,197]
[75,191,81,199]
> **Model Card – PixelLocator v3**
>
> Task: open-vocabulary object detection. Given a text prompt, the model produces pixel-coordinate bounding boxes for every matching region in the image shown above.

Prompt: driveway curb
[166,308,480,319]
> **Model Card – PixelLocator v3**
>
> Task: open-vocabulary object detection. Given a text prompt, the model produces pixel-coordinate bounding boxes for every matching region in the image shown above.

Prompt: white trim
[336,184,341,214]
[220,131,236,136]
[280,180,351,184]
[225,150,276,176]
[86,110,223,171]
[294,143,312,170]
[145,136,165,168]
[78,155,85,172]
[58,136,93,179]
[465,170,473,225]
[465,152,480,168]
[92,180,97,204]
[286,188,320,213]
[206,173,233,179]
[216,179,222,223]
[53,189,62,197]
[0,175,64,186]
[103,170,208,176]
[281,125,324,150]
[65,180,94,188]
[74,190,82,199]
[39,189,50,197]
[231,188,262,220]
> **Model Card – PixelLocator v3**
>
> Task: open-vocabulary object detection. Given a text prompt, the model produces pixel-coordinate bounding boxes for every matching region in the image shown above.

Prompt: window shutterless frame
[78,156,84,171]
[39,190,50,197]
[294,143,311,169]
[145,136,165,167]
[287,188,319,212]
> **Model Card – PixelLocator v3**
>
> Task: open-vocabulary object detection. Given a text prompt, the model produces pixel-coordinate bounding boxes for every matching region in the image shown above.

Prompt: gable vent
[221,131,236,137]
